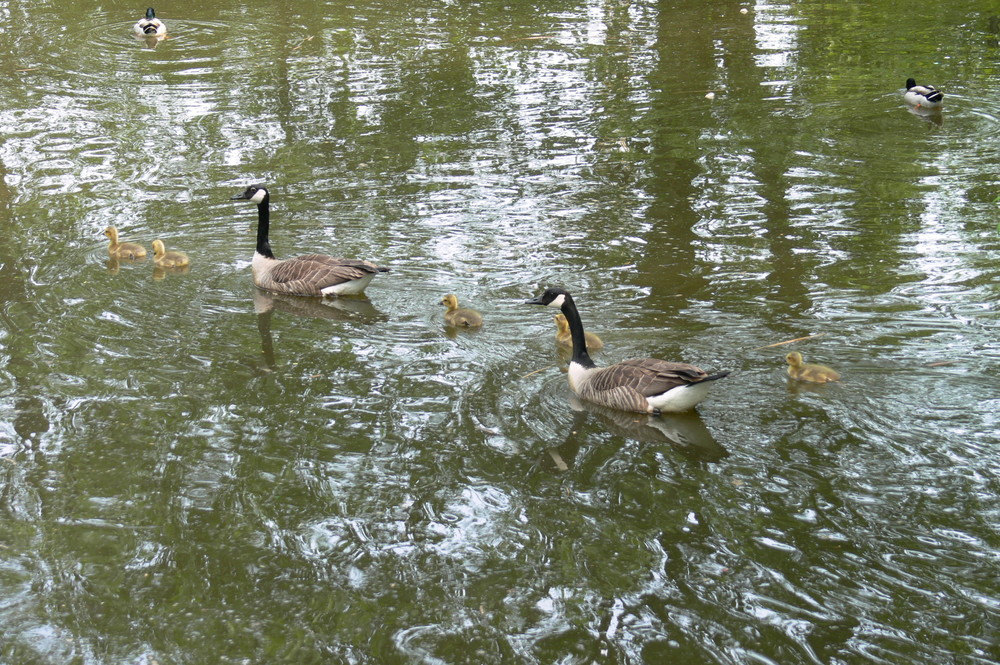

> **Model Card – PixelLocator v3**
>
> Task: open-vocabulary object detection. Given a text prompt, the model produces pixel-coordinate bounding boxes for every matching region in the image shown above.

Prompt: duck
[151,239,190,268]
[441,294,483,328]
[785,351,840,383]
[230,185,389,297]
[904,78,943,109]
[103,226,147,260]
[526,287,729,413]
[554,313,602,351]
[133,8,166,36]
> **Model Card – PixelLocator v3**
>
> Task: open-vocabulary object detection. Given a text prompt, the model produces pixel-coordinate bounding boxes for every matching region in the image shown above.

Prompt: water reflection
[252,289,386,367]
[152,264,191,280]
[907,105,943,127]
[786,376,842,396]
[134,34,166,50]
[1,0,999,663]
[539,395,727,473]
[105,256,147,274]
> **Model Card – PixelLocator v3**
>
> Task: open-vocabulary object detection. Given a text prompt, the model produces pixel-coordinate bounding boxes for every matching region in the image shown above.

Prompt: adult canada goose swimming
[441,294,483,328]
[786,351,840,383]
[133,8,166,36]
[230,185,389,297]
[904,78,943,109]
[151,239,189,268]
[104,226,146,260]
[554,313,602,351]
[526,287,729,413]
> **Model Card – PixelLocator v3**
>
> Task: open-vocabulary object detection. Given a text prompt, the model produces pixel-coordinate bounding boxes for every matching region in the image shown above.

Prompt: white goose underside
[645,380,713,413]
[322,273,374,296]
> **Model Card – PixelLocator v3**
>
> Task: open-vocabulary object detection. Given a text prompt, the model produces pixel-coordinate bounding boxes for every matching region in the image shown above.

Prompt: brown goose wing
[266,255,387,295]
[588,358,709,398]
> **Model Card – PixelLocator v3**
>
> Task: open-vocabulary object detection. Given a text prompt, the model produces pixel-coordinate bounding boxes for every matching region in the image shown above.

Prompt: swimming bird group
[105,226,188,270]
[526,288,730,414]
[112,8,853,418]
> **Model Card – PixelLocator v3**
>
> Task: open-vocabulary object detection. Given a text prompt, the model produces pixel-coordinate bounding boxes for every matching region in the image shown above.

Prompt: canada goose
[133,8,166,36]
[103,226,146,260]
[554,313,602,350]
[526,288,729,413]
[441,294,483,327]
[904,78,943,109]
[786,351,840,383]
[151,239,189,268]
[230,185,389,296]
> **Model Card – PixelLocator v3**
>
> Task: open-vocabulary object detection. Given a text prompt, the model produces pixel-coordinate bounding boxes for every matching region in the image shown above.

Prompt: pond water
[1,0,998,663]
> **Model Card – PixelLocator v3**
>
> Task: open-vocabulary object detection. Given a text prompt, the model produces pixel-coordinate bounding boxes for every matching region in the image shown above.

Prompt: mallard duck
[133,8,166,36]
[526,288,729,413]
[104,226,146,260]
[230,185,389,296]
[904,78,943,109]
[441,294,483,327]
[786,351,840,383]
[554,313,602,350]
[151,239,189,268]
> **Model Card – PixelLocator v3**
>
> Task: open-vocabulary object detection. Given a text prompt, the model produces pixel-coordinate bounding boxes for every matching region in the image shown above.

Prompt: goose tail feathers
[702,371,731,383]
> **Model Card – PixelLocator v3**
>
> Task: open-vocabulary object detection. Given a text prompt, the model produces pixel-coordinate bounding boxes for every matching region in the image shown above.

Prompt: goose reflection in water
[539,395,728,472]
[253,289,386,368]
[907,105,943,126]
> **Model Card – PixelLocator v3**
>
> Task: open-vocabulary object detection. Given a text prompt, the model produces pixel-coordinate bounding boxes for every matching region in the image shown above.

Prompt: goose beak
[230,192,249,200]
[525,296,545,305]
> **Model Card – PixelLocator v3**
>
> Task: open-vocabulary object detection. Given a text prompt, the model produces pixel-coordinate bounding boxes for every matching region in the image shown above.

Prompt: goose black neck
[560,294,595,369]
[255,194,274,259]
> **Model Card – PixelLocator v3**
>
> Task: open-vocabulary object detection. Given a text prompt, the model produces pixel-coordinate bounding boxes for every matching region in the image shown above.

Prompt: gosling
[104,226,146,260]
[786,351,840,383]
[554,313,602,351]
[151,239,190,268]
[441,294,483,328]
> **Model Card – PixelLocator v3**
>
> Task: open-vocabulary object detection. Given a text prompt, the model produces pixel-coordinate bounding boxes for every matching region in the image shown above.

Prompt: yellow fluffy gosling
[554,313,602,351]
[104,226,146,260]
[151,239,189,268]
[441,294,483,328]
[786,351,840,383]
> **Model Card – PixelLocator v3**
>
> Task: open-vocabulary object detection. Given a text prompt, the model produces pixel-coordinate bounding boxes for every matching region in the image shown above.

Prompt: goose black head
[231,185,269,204]
[526,287,571,308]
